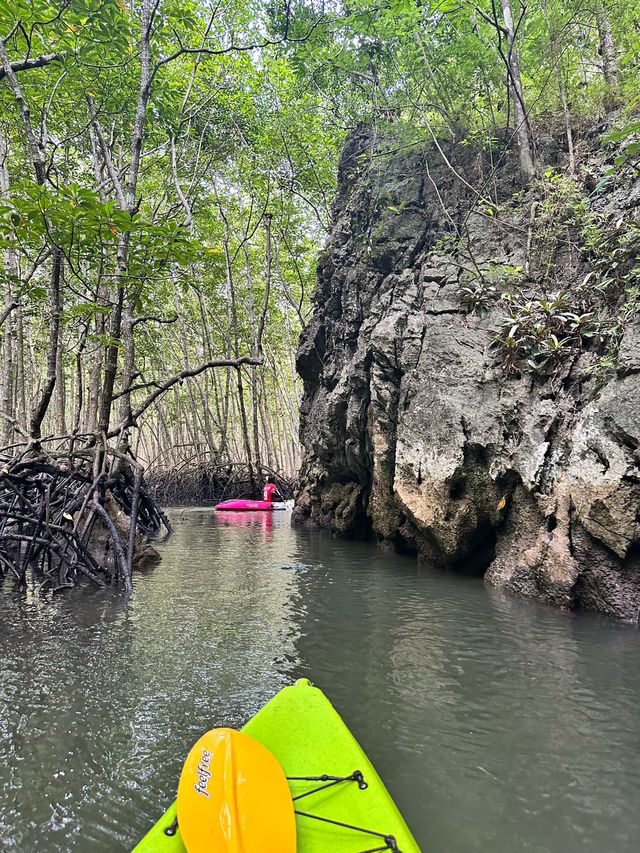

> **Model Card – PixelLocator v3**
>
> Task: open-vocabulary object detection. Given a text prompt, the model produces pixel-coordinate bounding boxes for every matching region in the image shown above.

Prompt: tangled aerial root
[0,438,171,595]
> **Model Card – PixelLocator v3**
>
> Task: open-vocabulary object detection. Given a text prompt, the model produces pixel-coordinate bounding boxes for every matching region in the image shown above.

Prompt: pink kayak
[214,499,278,511]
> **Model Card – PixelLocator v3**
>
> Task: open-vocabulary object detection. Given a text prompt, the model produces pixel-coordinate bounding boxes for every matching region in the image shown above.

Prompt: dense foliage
[0,0,637,478]
[0,0,335,476]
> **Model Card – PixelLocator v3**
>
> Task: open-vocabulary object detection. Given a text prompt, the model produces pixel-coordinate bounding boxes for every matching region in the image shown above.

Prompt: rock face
[293,124,640,622]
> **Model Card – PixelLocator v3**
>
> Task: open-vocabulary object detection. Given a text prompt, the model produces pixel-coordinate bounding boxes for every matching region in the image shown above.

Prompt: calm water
[1,508,639,852]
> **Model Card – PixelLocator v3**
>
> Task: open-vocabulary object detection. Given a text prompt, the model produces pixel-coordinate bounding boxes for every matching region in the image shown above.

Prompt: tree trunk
[97,237,127,435]
[86,312,104,433]
[558,66,575,175]
[98,0,152,436]
[501,0,536,182]
[223,238,253,477]
[543,7,576,176]
[0,290,14,446]
[73,323,89,435]
[29,250,62,441]
[0,41,47,184]
[55,319,66,436]
[0,129,16,444]
[596,2,619,95]
[117,299,135,433]
[243,244,262,479]
[15,305,26,430]
[0,44,66,442]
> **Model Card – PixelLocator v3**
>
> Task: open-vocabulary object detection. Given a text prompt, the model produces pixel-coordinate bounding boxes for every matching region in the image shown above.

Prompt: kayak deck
[214,499,275,510]
[132,679,420,852]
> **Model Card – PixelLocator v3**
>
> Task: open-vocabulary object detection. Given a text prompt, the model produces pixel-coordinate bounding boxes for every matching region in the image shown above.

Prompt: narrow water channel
[1,508,639,852]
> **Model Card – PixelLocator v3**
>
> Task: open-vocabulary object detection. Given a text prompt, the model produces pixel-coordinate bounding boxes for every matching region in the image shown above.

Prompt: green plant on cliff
[527,171,601,279]
[460,263,523,315]
[473,164,640,378]
[603,122,640,173]
[493,288,606,377]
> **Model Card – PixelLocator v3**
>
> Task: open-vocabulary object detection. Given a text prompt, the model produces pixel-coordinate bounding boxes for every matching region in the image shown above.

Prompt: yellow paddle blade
[176,727,296,853]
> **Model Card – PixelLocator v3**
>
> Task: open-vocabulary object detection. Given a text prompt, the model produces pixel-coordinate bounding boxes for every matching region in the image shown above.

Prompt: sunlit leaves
[2,181,131,246]
[0,0,133,60]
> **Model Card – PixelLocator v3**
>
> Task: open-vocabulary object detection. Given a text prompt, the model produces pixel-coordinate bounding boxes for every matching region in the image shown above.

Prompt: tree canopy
[0,0,637,478]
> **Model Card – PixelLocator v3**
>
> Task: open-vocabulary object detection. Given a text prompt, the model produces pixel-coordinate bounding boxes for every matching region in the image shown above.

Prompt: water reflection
[214,508,275,540]
[0,511,639,853]
[288,535,640,853]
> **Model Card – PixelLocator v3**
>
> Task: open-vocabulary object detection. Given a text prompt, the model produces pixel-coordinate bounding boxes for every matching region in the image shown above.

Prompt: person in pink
[262,481,279,503]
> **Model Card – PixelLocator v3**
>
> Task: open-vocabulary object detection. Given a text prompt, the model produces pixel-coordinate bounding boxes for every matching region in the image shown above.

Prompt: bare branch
[0,411,28,439]
[0,51,62,81]
[86,95,127,208]
[109,355,263,437]
[0,299,19,326]
[147,16,326,94]
[132,313,179,328]
[473,3,507,34]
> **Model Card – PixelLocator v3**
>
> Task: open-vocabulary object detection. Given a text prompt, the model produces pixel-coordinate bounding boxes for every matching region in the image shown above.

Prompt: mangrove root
[0,437,170,595]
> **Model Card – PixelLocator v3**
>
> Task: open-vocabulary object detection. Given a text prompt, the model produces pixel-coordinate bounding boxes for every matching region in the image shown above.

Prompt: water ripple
[0,512,639,852]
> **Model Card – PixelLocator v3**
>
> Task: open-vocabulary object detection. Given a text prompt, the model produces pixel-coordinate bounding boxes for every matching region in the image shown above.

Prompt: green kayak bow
[133,678,421,852]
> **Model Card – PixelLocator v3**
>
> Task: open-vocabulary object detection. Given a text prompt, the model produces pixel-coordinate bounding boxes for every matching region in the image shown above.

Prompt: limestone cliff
[293,122,640,622]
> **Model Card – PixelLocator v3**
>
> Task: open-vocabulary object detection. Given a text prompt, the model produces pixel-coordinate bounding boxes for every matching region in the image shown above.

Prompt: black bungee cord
[164,768,403,852]
[288,770,401,853]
